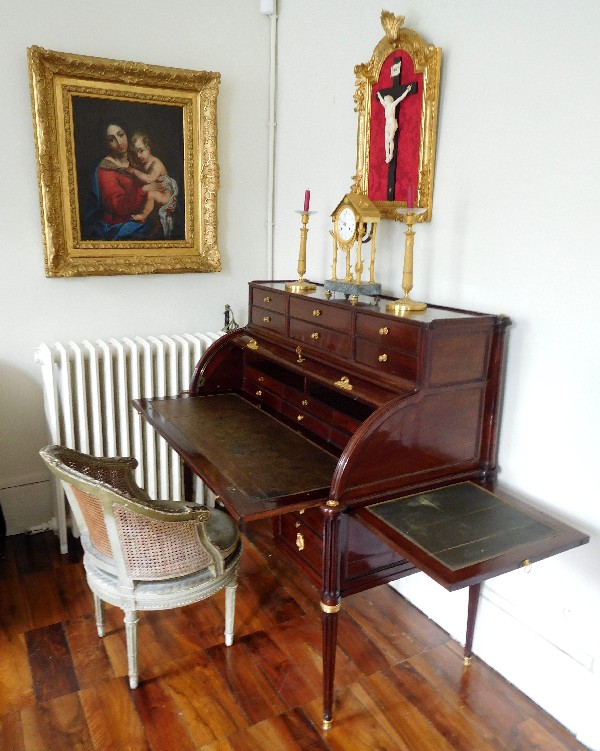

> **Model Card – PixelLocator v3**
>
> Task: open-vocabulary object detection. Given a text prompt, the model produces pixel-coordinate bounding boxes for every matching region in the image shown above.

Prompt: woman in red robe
[83,122,159,240]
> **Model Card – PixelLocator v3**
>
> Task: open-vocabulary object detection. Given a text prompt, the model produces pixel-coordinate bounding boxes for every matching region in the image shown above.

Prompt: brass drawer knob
[263,316,271,323]
[297,414,304,421]
[301,399,308,406]
[378,354,388,362]
[258,376,265,382]
[379,326,389,336]
[256,390,262,396]
[311,332,320,339]
[263,296,271,303]
[312,309,322,317]
[296,532,305,551]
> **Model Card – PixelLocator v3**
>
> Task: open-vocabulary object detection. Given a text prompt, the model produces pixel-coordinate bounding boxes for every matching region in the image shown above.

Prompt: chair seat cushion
[84,542,241,610]
[206,507,239,558]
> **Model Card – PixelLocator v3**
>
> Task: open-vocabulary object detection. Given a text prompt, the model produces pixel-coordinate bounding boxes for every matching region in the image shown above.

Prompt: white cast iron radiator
[35,332,221,553]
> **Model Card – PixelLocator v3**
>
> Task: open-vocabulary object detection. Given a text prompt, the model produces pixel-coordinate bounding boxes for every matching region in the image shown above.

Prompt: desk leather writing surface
[366,483,556,570]
[360,482,589,590]
[138,393,338,520]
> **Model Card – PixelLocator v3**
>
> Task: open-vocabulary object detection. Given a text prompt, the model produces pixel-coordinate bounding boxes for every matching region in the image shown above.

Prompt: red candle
[303,189,310,212]
[407,183,413,209]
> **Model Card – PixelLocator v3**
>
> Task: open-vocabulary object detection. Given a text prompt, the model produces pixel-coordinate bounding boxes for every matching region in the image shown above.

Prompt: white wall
[0,0,273,529]
[273,1,599,748]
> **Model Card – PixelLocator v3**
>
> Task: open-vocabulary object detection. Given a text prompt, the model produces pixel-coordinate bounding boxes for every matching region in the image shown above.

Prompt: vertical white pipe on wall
[261,0,278,278]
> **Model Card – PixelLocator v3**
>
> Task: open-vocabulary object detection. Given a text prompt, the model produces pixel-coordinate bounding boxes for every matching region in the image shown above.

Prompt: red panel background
[368,51,423,204]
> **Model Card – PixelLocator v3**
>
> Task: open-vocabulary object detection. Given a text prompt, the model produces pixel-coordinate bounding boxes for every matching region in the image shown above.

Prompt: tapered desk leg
[321,600,340,730]
[321,501,343,730]
[464,582,481,666]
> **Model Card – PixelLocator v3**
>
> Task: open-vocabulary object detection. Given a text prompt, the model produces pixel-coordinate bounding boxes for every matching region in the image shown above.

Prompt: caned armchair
[39,445,242,688]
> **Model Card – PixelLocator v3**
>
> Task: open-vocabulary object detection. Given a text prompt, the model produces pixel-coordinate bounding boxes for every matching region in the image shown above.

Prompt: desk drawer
[275,509,417,591]
[293,506,324,535]
[250,306,287,335]
[244,358,305,392]
[355,312,420,354]
[277,511,323,575]
[244,380,282,412]
[251,287,287,315]
[289,318,352,358]
[355,339,418,380]
[285,391,361,436]
[289,297,352,332]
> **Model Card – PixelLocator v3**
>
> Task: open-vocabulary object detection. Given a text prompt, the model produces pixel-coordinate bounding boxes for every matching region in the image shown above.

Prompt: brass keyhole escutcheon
[263,296,271,302]
[312,309,322,317]
[311,332,320,339]
[263,316,271,323]
[379,326,389,335]
[378,354,388,362]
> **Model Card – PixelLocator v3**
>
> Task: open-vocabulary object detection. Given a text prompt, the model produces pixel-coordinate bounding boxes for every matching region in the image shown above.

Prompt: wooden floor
[0,520,589,751]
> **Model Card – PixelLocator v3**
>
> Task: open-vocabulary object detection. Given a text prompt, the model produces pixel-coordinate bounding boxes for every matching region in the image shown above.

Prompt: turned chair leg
[224,578,237,647]
[124,609,140,688]
[93,593,105,637]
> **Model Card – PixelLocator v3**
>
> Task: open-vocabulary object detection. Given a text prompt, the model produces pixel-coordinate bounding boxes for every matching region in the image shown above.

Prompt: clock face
[336,207,357,243]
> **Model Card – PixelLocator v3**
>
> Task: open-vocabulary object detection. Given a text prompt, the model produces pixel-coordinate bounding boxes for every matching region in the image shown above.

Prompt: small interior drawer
[250,306,287,335]
[251,288,287,314]
[355,339,418,380]
[289,318,352,358]
[355,312,420,354]
[289,297,352,331]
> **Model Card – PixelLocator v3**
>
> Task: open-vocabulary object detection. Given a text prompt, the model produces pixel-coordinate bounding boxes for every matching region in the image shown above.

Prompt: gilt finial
[381,10,405,43]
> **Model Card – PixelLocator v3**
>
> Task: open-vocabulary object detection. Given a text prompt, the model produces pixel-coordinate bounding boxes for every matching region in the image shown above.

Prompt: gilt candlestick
[285,210,317,293]
[386,207,427,315]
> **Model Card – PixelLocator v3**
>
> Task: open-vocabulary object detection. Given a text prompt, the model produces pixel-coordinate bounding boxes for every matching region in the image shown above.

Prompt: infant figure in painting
[127,131,178,238]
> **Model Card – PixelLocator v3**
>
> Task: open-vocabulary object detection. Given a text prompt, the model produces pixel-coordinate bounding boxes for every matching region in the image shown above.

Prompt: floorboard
[0,521,590,751]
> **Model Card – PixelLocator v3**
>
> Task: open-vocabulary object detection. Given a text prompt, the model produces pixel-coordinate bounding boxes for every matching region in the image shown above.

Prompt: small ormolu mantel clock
[325,192,381,301]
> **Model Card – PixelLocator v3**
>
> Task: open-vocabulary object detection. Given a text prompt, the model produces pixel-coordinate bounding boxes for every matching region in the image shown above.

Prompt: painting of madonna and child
[72,96,186,243]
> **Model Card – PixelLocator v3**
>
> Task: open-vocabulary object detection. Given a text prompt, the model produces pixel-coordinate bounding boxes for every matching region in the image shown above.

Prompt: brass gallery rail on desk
[134,280,587,730]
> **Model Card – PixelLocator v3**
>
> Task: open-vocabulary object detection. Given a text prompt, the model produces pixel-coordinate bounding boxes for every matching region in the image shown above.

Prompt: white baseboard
[0,480,54,535]
[391,574,600,750]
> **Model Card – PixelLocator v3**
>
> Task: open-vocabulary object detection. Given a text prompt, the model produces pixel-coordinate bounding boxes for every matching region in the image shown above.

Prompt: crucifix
[376,57,418,201]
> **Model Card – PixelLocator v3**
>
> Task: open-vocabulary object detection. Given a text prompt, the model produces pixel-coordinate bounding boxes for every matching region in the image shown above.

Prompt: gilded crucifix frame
[352,12,441,222]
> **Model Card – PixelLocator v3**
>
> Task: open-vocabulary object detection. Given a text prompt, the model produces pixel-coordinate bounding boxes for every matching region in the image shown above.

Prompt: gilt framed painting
[28,46,221,276]
[352,13,441,222]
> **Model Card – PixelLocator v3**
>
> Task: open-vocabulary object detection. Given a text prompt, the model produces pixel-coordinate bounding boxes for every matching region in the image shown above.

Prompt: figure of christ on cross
[376,57,418,201]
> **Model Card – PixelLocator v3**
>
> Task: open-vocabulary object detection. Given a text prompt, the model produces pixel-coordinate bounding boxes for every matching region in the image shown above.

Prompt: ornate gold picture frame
[28,46,221,277]
[352,13,441,222]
